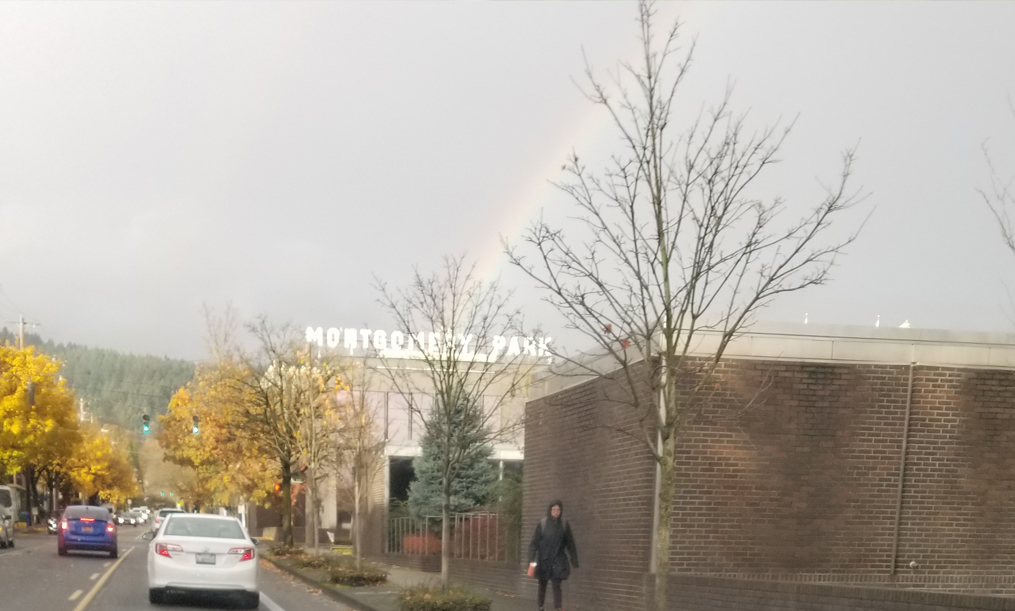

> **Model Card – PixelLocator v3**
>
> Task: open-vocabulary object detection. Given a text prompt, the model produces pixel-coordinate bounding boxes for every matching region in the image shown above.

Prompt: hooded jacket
[527,500,579,581]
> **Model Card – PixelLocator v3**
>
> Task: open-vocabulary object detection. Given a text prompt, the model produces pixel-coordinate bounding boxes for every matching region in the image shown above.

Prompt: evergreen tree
[408,433,497,519]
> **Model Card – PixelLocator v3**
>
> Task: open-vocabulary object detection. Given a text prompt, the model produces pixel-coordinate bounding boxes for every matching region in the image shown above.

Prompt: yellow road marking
[72,547,133,611]
[69,590,83,601]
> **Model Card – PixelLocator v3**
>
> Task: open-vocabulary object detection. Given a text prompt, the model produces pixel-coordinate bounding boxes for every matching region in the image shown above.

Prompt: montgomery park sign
[305,326,553,363]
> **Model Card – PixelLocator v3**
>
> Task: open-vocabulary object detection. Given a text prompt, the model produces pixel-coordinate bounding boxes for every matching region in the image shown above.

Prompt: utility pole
[5,314,40,349]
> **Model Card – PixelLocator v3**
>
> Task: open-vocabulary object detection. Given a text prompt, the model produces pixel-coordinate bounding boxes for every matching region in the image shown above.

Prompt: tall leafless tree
[981,98,1015,264]
[335,359,386,570]
[505,3,865,608]
[376,255,540,588]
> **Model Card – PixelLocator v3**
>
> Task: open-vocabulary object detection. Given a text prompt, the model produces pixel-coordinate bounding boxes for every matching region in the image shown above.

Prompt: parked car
[115,512,136,526]
[144,513,259,608]
[58,505,117,558]
[0,485,16,549]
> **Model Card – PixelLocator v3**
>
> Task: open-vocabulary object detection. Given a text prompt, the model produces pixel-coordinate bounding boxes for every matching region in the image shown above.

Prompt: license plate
[81,526,93,533]
[196,553,216,565]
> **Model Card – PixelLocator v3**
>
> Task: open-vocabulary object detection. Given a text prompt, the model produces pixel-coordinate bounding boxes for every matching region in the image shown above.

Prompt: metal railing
[387,511,519,562]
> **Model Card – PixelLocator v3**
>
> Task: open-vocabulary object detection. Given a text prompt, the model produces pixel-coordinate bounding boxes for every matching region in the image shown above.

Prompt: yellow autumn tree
[65,426,138,504]
[0,344,78,474]
[159,361,275,509]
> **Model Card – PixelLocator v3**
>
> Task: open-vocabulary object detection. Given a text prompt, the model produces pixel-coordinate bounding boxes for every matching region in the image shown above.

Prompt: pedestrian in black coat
[528,500,579,611]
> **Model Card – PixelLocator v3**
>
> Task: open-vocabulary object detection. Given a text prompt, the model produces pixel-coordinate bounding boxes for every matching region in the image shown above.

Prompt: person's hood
[546,500,563,519]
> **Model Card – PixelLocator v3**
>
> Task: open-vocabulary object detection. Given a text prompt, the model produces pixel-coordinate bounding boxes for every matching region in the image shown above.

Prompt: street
[0,531,351,611]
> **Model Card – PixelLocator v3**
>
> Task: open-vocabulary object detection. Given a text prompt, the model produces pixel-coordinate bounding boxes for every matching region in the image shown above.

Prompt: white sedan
[144,513,259,608]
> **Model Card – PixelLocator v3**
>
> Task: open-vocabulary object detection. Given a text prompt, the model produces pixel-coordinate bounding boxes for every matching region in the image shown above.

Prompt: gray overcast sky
[1,1,1014,360]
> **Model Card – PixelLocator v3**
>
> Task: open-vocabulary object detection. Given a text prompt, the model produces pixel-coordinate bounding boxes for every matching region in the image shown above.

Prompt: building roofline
[530,322,1015,400]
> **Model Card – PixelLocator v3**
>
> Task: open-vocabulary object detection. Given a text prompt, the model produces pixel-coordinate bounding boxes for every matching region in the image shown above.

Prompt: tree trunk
[653,437,676,611]
[308,467,319,554]
[280,460,294,547]
[441,479,451,590]
[25,466,36,526]
[354,462,363,570]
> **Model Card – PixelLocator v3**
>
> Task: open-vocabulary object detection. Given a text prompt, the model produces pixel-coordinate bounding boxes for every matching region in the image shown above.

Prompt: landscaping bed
[263,546,388,587]
[398,584,492,611]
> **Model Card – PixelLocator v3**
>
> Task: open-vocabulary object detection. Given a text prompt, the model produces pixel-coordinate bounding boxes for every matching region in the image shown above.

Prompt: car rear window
[64,506,108,520]
[0,489,11,507]
[163,517,245,539]
[158,509,183,518]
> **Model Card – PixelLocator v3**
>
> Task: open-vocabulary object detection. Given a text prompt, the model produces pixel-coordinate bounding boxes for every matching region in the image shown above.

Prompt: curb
[262,555,393,611]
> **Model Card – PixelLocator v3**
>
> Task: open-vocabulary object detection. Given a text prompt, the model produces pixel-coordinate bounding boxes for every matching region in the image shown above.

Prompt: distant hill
[0,329,195,429]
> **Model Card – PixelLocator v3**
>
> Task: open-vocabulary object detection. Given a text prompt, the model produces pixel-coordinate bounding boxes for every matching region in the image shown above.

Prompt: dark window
[163,517,245,539]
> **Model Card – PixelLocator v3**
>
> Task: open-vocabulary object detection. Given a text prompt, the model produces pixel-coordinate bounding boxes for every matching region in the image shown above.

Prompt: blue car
[58,505,117,558]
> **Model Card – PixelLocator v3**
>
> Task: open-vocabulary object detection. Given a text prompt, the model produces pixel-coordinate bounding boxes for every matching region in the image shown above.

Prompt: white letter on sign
[327,328,341,348]
[391,331,405,352]
[507,336,522,357]
[373,330,387,350]
[306,327,324,347]
[344,329,358,354]
[489,335,507,361]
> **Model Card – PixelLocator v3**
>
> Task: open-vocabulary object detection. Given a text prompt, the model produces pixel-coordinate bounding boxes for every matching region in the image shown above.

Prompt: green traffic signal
[192,415,200,435]
[142,414,151,434]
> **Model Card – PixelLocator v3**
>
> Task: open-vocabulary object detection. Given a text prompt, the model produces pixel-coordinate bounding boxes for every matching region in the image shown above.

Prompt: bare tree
[981,98,1015,262]
[335,359,386,570]
[299,353,343,555]
[376,255,541,588]
[505,3,864,609]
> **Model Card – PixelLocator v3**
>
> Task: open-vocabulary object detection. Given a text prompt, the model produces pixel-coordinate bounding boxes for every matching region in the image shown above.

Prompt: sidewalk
[263,547,533,611]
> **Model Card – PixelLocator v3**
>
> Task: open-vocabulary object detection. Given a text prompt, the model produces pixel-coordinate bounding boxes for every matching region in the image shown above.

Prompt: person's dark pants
[538,578,562,610]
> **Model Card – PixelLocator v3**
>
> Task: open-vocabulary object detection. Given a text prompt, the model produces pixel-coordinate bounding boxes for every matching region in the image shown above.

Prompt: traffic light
[160,491,164,497]
[142,414,150,434]
[192,415,200,435]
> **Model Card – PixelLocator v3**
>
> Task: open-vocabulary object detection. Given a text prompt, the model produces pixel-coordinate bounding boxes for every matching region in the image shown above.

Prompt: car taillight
[155,543,182,558]
[228,547,255,561]
[106,524,115,533]
[60,520,68,531]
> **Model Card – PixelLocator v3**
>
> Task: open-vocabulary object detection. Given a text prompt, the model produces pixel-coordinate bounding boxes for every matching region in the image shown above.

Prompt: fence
[387,512,519,563]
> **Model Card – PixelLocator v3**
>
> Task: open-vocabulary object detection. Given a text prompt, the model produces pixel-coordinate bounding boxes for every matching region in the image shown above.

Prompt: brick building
[519,323,1015,610]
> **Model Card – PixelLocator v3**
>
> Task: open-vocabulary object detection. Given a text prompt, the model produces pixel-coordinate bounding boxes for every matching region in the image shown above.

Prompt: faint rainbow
[474,102,611,285]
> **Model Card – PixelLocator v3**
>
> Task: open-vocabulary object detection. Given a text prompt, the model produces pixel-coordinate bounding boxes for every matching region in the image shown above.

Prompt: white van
[0,485,17,548]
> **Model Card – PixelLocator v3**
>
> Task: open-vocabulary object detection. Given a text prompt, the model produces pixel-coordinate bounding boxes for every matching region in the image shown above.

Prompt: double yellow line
[73,546,134,611]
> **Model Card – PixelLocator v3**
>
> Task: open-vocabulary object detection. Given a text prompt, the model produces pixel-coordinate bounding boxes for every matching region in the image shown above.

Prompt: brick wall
[525,365,657,611]
[523,358,1015,611]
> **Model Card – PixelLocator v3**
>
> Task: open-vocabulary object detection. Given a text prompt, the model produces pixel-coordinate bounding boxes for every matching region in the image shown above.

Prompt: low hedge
[265,545,304,559]
[398,584,492,611]
[270,551,389,586]
[328,566,388,587]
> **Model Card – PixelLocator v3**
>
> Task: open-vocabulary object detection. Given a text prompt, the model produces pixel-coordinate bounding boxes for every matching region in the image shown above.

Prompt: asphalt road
[0,530,351,611]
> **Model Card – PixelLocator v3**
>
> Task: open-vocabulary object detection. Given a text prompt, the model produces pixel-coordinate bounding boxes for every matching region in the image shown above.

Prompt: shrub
[398,584,492,611]
[286,555,326,569]
[265,545,304,559]
[328,566,388,587]
[403,533,441,555]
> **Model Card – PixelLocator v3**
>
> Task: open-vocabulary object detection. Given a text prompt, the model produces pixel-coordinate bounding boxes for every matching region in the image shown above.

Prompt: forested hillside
[0,329,195,429]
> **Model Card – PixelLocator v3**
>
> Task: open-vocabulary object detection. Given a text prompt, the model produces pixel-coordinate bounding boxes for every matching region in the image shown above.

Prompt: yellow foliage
[159,361,275,506]
[0,344,79,476]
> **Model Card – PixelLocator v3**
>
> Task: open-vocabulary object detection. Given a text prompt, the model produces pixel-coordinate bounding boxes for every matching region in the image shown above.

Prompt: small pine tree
[408,434,497,519]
